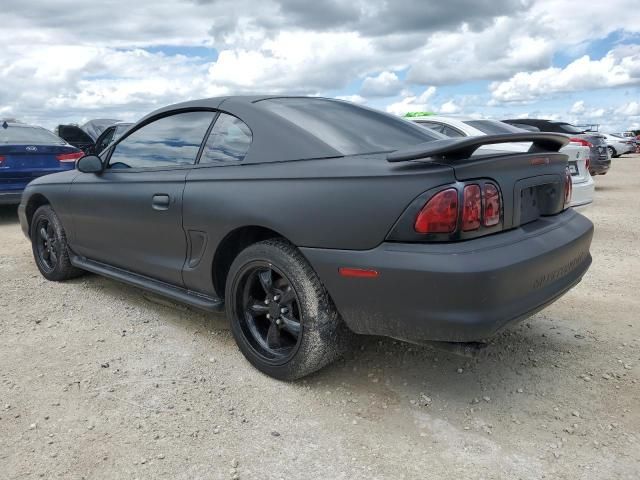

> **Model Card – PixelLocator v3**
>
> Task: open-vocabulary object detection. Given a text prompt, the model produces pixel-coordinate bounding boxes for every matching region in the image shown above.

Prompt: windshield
[463,120,526,135]
[551,122,585,134]
[258,98,443,155]
[0,125,65,145]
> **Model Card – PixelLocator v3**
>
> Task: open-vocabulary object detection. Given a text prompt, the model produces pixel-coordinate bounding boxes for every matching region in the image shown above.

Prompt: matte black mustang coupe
[19,96,594,379]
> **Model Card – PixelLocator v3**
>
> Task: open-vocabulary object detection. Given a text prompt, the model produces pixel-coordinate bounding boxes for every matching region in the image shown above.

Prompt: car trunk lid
[387,133,570,231]
[562,144,589,184]
[0,144,80,185]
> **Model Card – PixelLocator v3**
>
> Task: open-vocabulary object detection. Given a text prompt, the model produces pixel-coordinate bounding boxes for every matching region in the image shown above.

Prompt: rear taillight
[0,155,5,165]
[462,185,481,231]
[564,167,572,208]
[415,183,502,235]
[56,151,84,163]
[483,184,500,227]
[414,188,458,234]
[569,137,593,148]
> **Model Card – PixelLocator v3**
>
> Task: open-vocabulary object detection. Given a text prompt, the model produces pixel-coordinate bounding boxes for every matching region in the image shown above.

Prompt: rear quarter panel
[181,156,455,295]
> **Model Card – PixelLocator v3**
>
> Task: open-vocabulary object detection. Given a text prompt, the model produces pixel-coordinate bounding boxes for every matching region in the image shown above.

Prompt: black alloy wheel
[225,239,351,380]
[30,205,84,281]
[235,262,303,363]
[35,217,58,273]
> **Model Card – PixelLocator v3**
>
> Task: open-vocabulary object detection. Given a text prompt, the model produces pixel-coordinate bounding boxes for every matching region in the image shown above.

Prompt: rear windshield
[464,120,526,135]
[257,98,442,155]
[551,122,585,134]
[0,125,65,145]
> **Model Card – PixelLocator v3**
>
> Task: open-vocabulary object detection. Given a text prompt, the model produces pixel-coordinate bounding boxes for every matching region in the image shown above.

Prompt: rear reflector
[414,188,458,234]
[56,151,84,163]
[338,267,379,278]
[530,157,549,166]
[462,184,481,231]
[483,184,500,227]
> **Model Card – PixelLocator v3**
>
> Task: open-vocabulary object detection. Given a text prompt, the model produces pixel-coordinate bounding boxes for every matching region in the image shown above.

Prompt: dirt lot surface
[1,156,639,480]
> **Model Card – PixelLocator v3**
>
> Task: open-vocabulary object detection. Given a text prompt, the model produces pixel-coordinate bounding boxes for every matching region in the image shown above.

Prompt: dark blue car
[0,121,83,205]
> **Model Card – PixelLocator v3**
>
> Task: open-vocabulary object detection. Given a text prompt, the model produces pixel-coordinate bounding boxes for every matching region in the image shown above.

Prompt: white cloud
[0,0,639,130]
[386,87,437,116]
[359,71,402,97]
[335,94,367,104]
[569,100,586,115]
[439,100,461,114]
[490,45,640,103]
[406,18,554,85]
[615,101,640,117]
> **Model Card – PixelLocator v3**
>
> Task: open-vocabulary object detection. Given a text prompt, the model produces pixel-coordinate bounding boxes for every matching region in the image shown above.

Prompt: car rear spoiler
[387,133,570,163]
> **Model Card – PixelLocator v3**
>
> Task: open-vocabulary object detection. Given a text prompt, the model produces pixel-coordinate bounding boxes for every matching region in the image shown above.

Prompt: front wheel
[225,239,350,380]
[30,205,84,281]
[607,146,617,158]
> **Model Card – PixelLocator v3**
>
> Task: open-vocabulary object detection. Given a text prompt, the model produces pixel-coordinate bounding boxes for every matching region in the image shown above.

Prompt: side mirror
[76,155,104,174]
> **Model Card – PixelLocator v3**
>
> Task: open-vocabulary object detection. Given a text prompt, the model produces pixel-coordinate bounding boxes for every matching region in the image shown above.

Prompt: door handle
[152,194,171,210]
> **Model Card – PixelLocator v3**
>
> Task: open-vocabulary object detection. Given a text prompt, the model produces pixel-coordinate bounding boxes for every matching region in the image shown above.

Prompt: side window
[108,111,214,169]
[200,113,252,163]
[417,121,442,133]
[95,127,116,154]
[442,125,465,138]
[113,125,130,142]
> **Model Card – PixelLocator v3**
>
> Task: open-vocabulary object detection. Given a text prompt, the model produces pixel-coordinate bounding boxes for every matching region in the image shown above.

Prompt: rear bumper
[0,191,23,205]
[302,209,593,343]
[589,156,611,175]
[570,175,595,209]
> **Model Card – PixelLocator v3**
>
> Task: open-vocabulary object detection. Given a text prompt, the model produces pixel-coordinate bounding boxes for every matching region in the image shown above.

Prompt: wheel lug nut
[280,308,287,314]
[275,319,281,325]
[273,296,280,302]
[266,314,271,319]
[264,299,269,305]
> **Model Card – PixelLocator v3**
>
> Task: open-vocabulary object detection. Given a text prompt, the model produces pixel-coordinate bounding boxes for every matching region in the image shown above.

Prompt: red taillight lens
[483,183,500,227]
[414,188,458,234]
[569,137,593,148]
[0,155,5,165]
[462,184,481,231]
[56,151,84,163]
[564,167,572,208]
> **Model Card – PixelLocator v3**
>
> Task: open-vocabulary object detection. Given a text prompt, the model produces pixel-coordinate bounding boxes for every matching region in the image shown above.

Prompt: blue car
[0,121,84,205]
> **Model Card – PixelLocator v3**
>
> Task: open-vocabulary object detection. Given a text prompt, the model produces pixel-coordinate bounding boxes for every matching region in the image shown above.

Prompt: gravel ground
[1,156,639,480]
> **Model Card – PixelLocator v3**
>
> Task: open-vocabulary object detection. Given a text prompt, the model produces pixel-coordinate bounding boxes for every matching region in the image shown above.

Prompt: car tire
[607,146,616,158]
[30,205,84,281]
[225,238,351,380]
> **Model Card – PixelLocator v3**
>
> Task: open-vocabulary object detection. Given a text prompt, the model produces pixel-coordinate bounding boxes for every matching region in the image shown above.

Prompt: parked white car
[411,115,595,209]
[601,133,635,157]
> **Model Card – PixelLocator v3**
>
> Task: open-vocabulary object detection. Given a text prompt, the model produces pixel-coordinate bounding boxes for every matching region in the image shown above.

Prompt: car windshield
[551,122,585,134]
[258,98,443,155]
[463,120,526,135]
[0,125,65,145]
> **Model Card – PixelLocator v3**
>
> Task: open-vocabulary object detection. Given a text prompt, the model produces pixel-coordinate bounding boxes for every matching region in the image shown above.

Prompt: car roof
[410,115,477,122]
[135,96,351,163]
[503,118,551,124]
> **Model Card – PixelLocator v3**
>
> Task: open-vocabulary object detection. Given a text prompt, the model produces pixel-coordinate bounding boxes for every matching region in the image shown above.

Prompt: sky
[1,0,639,132]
